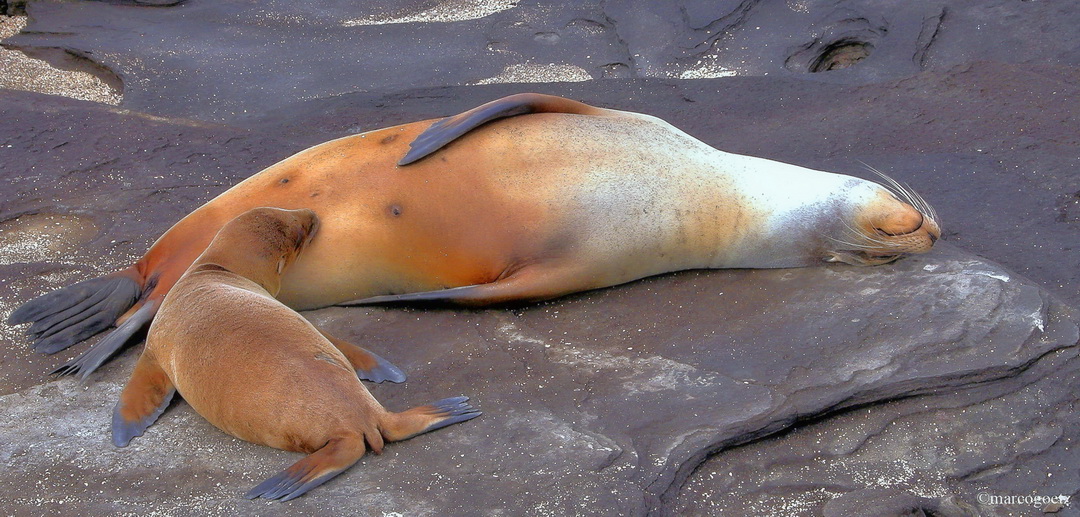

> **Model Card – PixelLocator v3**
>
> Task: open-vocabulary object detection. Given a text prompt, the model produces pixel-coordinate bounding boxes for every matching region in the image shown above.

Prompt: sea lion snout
[825,183,941,266]
[284,207,320,249]
[240,207,321,253]
[869,198,940,250]
[871,204,924,237]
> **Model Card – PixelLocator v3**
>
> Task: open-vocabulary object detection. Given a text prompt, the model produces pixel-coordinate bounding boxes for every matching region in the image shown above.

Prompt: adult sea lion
[7,93,940,378]
[112,207,480,501]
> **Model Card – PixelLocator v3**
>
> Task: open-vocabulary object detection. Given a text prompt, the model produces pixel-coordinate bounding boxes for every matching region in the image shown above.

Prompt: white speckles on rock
[504,409,621,466]
[343,0,519,26]
[0,16,121,105]
[0,213,100,266]
[470,63,593,85]
[547,344,720,394]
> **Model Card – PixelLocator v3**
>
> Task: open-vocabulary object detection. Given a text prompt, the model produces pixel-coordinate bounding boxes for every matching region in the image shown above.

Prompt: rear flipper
[381,396,482,442]
[316,328,406,384]
[398,93,611,165]
[245,434,368,501]
[246,398,480,501]
[112,352,176,447]
[7,269,141,354]
[53,300,159,380]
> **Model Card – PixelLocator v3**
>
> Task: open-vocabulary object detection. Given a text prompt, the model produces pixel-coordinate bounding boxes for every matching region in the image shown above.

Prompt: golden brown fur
[111,208,479,500]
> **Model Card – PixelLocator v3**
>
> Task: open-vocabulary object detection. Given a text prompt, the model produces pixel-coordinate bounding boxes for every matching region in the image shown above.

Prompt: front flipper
[53,300,159,380]
[338,264,593,307]
[316,328,406,384]
[245,435,366,501]
[342,285,497,306]
[398,93,610,165]
[112,351,175,447]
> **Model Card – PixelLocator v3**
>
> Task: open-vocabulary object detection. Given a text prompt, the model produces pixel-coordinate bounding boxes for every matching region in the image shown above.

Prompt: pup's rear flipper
[351,346,406,384]
[382,396,482,442]
[7,270,141,354]
[245,435,367,501]
[52,300,158,380]
[246,399,481,501]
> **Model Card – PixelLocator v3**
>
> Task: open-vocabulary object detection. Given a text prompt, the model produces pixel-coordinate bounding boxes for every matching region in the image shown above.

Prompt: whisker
[857,161,940,228]
[908,187,938,222]
[837,217,889,245]
[826,238,875,251]
[831,218,901,251]
[860,162,912,203]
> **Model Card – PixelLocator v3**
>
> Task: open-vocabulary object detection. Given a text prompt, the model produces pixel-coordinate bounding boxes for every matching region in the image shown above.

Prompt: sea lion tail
[51,299,159,380]
[245,435,367,501]
[7,267,142,355]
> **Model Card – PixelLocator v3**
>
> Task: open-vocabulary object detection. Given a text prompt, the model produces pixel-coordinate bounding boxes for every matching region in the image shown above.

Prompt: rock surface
[1,239,1077,515]
[6,0,1079,122]
[2,1,1079,515]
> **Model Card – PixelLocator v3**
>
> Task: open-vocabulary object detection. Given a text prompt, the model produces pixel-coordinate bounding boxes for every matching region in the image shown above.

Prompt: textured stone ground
[1,1,1078,516]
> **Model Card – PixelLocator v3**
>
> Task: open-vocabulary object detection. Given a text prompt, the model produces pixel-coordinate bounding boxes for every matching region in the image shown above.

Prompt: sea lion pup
[111,207,481,501]
[9,93,940,378]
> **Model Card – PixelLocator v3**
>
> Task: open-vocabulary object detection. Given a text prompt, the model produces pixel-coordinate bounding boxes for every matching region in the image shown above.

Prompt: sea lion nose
[922,213,942,243]
[866,188,929,237]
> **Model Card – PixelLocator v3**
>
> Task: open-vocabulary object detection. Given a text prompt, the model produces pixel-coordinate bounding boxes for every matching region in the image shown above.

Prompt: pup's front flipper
[112,351,175,447]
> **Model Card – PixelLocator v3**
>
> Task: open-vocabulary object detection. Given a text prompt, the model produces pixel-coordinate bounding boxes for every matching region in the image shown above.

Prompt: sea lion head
[726,164,941,269]
[197,207,320,294]
[823,175,940,266]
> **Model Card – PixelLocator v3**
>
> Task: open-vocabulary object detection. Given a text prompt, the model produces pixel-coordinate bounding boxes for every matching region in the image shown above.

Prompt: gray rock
[674,319,1080,517]
[5,0,1079,122]
[1,84,1078,514]
[2,4,1079,510]
[1,237,1076,514]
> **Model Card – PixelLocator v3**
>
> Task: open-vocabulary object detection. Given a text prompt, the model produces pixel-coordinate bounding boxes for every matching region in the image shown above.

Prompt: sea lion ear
[277,256,286,275]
